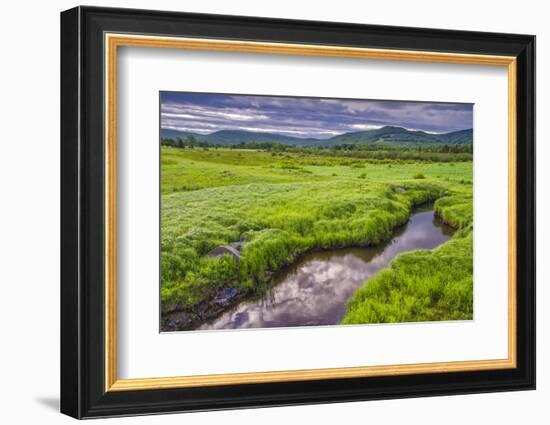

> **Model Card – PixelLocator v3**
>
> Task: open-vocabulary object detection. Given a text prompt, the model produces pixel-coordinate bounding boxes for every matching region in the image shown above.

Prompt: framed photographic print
[60,6,535,419]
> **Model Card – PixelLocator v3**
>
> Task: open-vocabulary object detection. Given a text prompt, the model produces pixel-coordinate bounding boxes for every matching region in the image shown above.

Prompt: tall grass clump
[434,195,473,229]
[341,235,473,324]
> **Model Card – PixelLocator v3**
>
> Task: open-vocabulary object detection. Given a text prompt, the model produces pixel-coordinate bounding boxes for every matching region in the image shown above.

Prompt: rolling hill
[161,126,473,147]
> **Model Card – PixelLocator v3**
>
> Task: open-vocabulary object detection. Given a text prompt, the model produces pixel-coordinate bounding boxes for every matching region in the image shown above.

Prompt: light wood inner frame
[104,33,518,392]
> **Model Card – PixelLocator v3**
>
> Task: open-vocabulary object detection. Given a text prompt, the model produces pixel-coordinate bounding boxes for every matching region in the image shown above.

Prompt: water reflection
[199,207,454,330]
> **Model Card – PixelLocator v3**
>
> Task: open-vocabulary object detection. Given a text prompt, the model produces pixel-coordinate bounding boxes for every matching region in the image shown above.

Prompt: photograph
[159,92,474,332]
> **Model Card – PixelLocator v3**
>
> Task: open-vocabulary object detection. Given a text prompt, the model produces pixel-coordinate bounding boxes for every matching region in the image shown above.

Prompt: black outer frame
[60,5,536,419]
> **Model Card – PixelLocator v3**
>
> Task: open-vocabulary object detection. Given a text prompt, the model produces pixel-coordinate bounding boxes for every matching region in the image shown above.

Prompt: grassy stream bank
[161,147,473,329]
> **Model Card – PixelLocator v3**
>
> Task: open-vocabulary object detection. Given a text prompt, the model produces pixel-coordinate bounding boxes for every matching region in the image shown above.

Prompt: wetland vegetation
[159,92,473,331]
[161,145,473,331]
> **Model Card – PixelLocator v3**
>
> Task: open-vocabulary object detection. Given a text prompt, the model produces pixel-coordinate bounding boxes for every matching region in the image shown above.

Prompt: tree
[185,135,196,148]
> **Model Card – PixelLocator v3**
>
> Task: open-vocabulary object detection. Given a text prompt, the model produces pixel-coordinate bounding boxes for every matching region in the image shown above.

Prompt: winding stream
[199,205,455,331]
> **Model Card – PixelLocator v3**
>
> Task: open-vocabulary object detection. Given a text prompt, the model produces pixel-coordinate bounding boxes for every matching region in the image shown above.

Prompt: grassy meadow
[160,146,473,327]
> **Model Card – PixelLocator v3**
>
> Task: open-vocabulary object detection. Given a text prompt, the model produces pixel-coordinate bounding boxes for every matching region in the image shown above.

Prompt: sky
[160,92,473,139]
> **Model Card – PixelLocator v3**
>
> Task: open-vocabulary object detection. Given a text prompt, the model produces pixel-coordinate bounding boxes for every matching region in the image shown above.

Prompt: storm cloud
[160,92,473,139]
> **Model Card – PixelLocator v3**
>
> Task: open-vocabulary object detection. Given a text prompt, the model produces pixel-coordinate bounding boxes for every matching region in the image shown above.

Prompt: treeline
[162,136,210,148]
[161,137,473,162]
[329,142,473,154]
[310,149,472,163]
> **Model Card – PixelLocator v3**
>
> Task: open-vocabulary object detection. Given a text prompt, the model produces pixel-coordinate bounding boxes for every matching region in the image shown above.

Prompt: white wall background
[0,0,545,423]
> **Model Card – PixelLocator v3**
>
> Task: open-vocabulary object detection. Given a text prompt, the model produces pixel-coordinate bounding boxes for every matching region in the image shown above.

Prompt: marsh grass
[161,147,473,323]
[341,190,473,324]
[341,234,473,324]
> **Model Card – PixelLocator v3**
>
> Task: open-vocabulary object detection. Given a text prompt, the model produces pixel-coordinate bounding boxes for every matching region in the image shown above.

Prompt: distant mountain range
[160,126,473,147]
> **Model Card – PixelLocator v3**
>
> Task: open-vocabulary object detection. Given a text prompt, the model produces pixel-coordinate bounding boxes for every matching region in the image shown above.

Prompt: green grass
[161,147,472,194]
[341,233,473,324]
[341,190,473,324]
[161,146,473,322]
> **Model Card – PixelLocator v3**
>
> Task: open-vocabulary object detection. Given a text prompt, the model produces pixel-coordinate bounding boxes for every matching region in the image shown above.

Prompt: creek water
[199,205,455,331]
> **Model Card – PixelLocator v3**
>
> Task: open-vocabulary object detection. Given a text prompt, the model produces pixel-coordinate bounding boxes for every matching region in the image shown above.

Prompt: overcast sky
[160,92,473,139]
